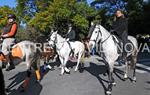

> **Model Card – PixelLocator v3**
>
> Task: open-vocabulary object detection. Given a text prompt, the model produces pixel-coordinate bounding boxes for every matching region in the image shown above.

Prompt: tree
[0,6,16,29]
[16,0,97,39]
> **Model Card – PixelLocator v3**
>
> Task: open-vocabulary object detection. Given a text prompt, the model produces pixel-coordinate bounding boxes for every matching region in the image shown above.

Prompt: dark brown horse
[35,35,56,70]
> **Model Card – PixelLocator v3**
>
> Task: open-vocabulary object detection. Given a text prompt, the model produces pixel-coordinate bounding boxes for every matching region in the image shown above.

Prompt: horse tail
[130,48,138,69]
[81,47,85,64]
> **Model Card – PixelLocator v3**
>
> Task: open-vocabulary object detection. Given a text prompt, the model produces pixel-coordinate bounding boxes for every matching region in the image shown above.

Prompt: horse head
[48,31,58,47]
[89,24,102,51]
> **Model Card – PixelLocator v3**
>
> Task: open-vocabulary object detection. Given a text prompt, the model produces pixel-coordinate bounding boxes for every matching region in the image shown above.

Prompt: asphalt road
[3,53,150,95]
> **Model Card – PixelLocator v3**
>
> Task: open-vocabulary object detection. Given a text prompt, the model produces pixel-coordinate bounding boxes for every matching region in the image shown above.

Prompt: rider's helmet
[7,14,16,20]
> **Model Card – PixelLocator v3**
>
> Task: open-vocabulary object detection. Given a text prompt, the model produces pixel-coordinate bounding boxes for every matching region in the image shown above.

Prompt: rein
[90,26,112,44]
[49,34,67,51]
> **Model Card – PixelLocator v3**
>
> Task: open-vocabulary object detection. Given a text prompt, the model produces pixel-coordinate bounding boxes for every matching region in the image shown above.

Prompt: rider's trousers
[2,38,15,55]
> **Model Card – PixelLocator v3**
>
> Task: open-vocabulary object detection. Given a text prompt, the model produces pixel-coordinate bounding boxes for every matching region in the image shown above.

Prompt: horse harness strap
[101,34,111,44]
[67,41,74,51]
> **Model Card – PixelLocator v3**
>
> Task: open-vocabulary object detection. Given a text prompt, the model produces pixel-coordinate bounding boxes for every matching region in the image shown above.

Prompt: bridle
[49,33,57,45]
[90,26,112,44]
[89,27,102,44]
[48,33,66,51]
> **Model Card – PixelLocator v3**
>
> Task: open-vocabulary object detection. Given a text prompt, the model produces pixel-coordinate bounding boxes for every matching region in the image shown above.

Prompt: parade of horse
[0,0,150,95]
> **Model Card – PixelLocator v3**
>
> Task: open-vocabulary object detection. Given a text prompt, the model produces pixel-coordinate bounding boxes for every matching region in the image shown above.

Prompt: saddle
[112,35,133,54]
[0,42,23,61]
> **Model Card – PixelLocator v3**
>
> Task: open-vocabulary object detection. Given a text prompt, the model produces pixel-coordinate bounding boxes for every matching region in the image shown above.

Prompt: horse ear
[51,28,54,33]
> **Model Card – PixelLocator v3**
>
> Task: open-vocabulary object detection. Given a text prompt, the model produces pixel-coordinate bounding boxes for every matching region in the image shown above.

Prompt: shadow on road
[7,71,26,90]
[145,81,150,90]
[85,62,109,95]
[136,66,150,73]
[6,71,43,95]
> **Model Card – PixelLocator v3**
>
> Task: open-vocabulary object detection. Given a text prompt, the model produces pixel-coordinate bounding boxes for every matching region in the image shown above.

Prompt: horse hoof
[50,68,55,71]
[5,88,10,93]
[35,80,41,83]
[132,80,136,83]
[123,74,128,80]
[103,73,107,76]
[59,73,64,76]
[132,78,136,83]
[112,82,116,86]
[79,68,84,73]
[123,77,128,81]
[47,65,52,70]
[20,86,25,93]
[106,91,111,95]
[132,77,136,83]
[66,72,70,74]
[74,70,78,72]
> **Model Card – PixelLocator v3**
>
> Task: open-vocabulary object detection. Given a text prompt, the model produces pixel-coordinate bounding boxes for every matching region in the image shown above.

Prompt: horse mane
[99,24,110,34]
[56,33,67,42]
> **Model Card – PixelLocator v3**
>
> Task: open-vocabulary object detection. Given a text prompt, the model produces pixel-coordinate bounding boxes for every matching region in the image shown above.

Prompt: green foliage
[16,0,97,39]
[0,6,16,28]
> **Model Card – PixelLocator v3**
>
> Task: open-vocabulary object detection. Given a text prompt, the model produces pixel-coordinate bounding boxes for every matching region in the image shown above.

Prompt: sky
[0,0,95,8]
[0,0,94,8]
[0,0,149,8]
[0,0,17,8]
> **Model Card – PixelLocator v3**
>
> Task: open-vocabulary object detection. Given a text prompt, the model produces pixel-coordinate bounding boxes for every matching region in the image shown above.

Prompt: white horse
[0,41,41,91]
[48,31,85,75]
[89,24,138,95]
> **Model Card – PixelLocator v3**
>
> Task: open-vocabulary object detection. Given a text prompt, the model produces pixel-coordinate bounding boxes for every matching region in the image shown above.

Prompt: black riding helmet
[7,14,16,20]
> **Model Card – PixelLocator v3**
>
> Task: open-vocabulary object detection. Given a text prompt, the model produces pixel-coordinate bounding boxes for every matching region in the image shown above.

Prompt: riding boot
[68,42,74,58]
[70,48,74,57]
[5,55,15,71]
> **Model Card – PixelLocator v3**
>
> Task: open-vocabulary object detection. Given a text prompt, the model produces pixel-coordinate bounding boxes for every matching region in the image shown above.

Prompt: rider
[64,23,76,57]
[111,9,128,60]
[1,14,17,71]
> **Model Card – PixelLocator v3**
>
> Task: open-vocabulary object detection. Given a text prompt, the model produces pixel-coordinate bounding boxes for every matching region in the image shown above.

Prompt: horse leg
[75,52,83,72]
[59,56,70,74]
[106,62,116,95]
[124,59,128,80]
[131,55,137,82]
[21,69,31,92]
[35,57,41,82]
[59,57,65,75]
[44,56,52,70]
[64,57,70,74]
[106,66,114,95]
[80,50,85,69]
[21,54,32,92]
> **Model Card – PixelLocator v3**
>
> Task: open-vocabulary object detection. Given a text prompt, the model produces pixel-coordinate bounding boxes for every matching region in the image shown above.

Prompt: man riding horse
[1,14,17,71]
[111,9,128,61]
[64,23,76,57]
[88,9,128,61]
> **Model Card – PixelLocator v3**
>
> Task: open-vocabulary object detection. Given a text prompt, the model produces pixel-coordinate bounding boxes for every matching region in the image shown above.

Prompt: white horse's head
[89,24,102,50]
[48,31,58,47]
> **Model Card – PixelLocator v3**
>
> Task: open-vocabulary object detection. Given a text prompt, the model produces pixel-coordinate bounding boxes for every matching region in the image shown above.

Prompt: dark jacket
[65,29,76,41]
[112,17,128,36]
